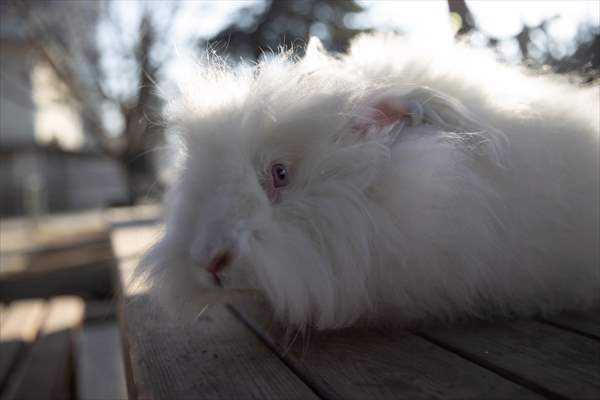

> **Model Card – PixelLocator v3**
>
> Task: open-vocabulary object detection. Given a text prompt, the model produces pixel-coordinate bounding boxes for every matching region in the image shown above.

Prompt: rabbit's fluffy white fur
[140,34,599,330]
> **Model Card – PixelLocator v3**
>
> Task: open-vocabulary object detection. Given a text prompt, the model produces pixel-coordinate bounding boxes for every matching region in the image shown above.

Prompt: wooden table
[0,209,150,399]
[112,224,600,400]
[0,296,85,399]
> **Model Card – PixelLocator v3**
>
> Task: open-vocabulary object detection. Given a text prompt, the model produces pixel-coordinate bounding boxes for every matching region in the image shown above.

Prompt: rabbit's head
[140,38,497,329]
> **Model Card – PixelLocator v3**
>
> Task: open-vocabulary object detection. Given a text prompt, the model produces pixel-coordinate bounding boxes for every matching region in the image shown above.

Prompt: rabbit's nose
[207,251,231,287]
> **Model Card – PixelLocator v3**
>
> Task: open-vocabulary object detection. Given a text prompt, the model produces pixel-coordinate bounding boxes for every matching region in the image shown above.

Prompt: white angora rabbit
[140,35,599,330]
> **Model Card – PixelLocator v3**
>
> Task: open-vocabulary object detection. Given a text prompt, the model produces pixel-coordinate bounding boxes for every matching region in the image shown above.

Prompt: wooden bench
[0,216,115,302]
[0,297,84,399]
[112,224,600,400]
[0,297,129,400]
[0,212,133,400]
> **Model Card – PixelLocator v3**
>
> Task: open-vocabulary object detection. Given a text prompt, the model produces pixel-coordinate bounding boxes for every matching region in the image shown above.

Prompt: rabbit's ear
[300,36,329,71]
[352,95,421,145]
[306,36,326,58]
[356,98,413,129]
[353,87,493,146]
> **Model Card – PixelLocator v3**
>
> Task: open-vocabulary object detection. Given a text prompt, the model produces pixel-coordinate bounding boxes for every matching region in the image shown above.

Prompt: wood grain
[420,320,600,399]
[124,298,319,400]
[234,301,541,400]
[111,223,599,400]
[112,225,318,400]
[543,309,600,340]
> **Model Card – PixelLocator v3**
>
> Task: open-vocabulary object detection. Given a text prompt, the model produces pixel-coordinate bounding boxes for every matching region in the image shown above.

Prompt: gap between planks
[417,319,600,400]
[0,299,48,395]
[231,303,543,400]
[110,223,599,400]
[111,225,321,400]
[538,310,600,341]
[415,331,565,400]
[416,314,600,400]
[227,305,332,400]
[1,296,85,400]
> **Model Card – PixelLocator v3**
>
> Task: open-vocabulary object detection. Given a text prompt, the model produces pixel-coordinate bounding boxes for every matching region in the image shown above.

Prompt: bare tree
[205,0,365,61]
[447,0,476,36]
[100,8,175,203]
[10,0,595,210]
[9,0,180,203]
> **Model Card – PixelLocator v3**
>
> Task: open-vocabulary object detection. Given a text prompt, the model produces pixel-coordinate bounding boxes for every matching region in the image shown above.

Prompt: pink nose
[207,251,231,286]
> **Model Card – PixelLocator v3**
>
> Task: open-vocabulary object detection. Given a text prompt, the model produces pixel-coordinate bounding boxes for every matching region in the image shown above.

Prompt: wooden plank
[125,297,320,400]
[420,320,600,399]
[84,300,116,323]
[104,204,162,228]
[0,212,107,256]
[26,240,114,271]
[112,225,319,400]
[110,225,162,260]
[0,254,28,276]
[3,296,85,400]
[0,236,111,277]
[114,259,143,400]
[76,320,127,400]
[543,309,600,340]
[0,261,113,302]
[0,299,47,392]
[233,302,541,400]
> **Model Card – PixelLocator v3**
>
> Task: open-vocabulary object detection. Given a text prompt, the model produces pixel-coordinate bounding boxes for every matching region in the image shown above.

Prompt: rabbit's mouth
[207,251,232,287]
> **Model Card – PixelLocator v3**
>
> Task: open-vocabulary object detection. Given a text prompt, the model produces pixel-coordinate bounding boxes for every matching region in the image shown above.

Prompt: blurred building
[0,4,128,217]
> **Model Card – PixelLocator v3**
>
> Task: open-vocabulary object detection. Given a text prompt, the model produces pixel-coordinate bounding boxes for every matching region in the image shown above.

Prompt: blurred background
[0,0,598,219]
[0,1,598,398]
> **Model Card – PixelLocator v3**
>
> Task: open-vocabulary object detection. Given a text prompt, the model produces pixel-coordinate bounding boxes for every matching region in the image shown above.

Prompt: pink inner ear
[371,102,409,126]
[353,100,410,132]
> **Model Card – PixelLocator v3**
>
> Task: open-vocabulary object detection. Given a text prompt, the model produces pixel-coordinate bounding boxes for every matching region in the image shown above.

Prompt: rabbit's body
[142,35,599,329]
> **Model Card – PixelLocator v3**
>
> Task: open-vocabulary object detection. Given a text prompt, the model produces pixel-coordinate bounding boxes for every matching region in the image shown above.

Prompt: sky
[162,0,600,42]
[98,0,600,135]
[150,0,599,82]
[356,0,599,38]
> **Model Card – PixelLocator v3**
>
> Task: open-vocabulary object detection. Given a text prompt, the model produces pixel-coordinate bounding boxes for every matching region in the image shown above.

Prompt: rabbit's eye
[271,163,289,188]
